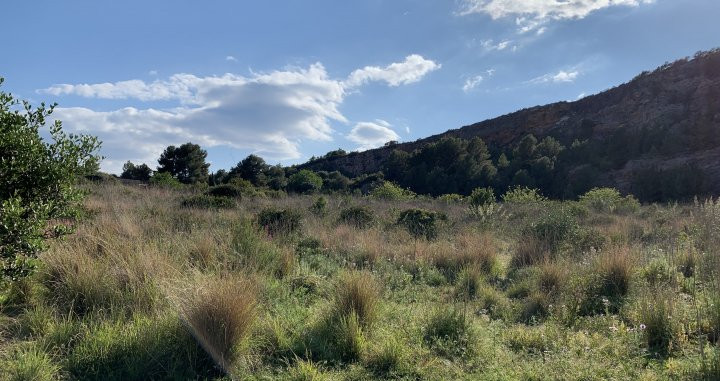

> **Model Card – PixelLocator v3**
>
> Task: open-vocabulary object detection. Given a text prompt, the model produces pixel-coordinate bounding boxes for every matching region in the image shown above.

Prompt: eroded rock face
[301,50,720,195]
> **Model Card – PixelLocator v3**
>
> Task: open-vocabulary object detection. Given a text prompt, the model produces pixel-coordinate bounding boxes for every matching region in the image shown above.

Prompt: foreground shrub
[180,277,258,372]
[287,170,323,194]
[339,206,375,229]
[1,81,101,280]
[468,187,495,217]
[397,208,440,241]
[523,207,579,255]
[181,194,235,209]
[257,208,303,236]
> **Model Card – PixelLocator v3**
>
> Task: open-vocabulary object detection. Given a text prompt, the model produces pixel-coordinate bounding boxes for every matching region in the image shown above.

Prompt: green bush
[369,181,416,201]
[437,193,465,203]
[469,187,495,210]
[181,195,235,209]
[288,170,323,194]
[206,184,242,198]
[1,80,101,280]
[502,187,546,204]
[149,172,182,189]
[526,207,579,253]
[257,208,303,236]
[397,208,440,241]
[339,206,375,229]
[580,187,640,214]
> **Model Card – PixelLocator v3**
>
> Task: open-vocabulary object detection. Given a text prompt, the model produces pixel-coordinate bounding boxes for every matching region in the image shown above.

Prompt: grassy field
[1,183,719,380]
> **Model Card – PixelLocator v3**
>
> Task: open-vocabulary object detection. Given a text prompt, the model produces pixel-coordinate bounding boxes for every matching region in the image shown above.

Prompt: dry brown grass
[431,232,499,278]
[511,236,550,268]
[333,271,379,327]
[180,276,258,372]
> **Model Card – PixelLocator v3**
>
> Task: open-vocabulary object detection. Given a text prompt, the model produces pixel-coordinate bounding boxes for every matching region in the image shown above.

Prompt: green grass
[1,183,719,379]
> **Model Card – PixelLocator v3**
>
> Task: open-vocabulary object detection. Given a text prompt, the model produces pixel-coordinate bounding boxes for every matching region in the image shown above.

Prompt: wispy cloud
[463,75,484,92]
[226,55,238,62]
[459,0,655,32]
[529,69,580,84]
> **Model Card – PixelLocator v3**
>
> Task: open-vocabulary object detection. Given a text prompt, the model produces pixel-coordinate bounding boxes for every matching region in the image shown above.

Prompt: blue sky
[3,0,719,174]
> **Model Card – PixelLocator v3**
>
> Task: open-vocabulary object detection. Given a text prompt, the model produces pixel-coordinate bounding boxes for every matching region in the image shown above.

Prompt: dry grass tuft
[180,276,258,372]
[333,271,379,327]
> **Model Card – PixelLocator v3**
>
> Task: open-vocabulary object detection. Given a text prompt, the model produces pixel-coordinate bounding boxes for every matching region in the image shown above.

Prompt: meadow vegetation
[2,181,720,380]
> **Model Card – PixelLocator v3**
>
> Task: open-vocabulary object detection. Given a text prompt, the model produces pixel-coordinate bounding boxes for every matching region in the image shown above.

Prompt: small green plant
[1,346,61,381]
[339,206,375,229]
[437,193,465,203]
[366,336,407,375]
[257,208,303,236]
[580,187,640,214]
[455,266,484,300]
[181,195,235,209]
[397,208,440,241]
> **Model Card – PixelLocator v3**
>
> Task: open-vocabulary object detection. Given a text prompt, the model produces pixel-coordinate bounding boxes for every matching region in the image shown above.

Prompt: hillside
[301,49,720,199]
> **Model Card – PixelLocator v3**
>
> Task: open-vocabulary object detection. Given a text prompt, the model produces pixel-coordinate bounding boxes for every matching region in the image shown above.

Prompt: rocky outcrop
[300,49,720,194]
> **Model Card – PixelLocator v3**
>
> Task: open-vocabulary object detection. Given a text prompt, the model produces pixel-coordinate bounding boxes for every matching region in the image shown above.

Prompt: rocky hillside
[301,49,720,196]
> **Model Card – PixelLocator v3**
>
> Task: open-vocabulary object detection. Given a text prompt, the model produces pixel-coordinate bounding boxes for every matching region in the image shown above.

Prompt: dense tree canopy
[157,143,210,184]
[121,161,152,181]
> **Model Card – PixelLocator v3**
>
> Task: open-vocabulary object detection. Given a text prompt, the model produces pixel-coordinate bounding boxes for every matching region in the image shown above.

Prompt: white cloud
[40,55,439,173]
[347,120,400,150]
[529,70,580,84]
[226,55,237,62]
[463,75,484,92]
[344,54,441,87]
[460,0,654,32]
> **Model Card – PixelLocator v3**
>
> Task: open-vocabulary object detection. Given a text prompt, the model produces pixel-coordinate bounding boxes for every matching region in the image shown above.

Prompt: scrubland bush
[369,181,416,201]
[502,187,546,204]
[257,208,303,236]
[181,194,235,209]
[433,233,499,279]
[437,193,465,203]
[206,184,243,198]
[397,208,440,241]
[339,206,375,229]
[332,271,379,327]
[581,249,633,314]
[639,296,679,357]
[580,187,640,214]
[149,171,182,188]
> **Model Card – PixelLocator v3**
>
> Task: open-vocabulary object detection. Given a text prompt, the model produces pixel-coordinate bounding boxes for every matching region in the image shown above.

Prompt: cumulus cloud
[347,120,400,150]
[529,69,580,84]
[463,75,485,92]
[40,55,439,173]
[344,54,441,87]
[459,0,654,32]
